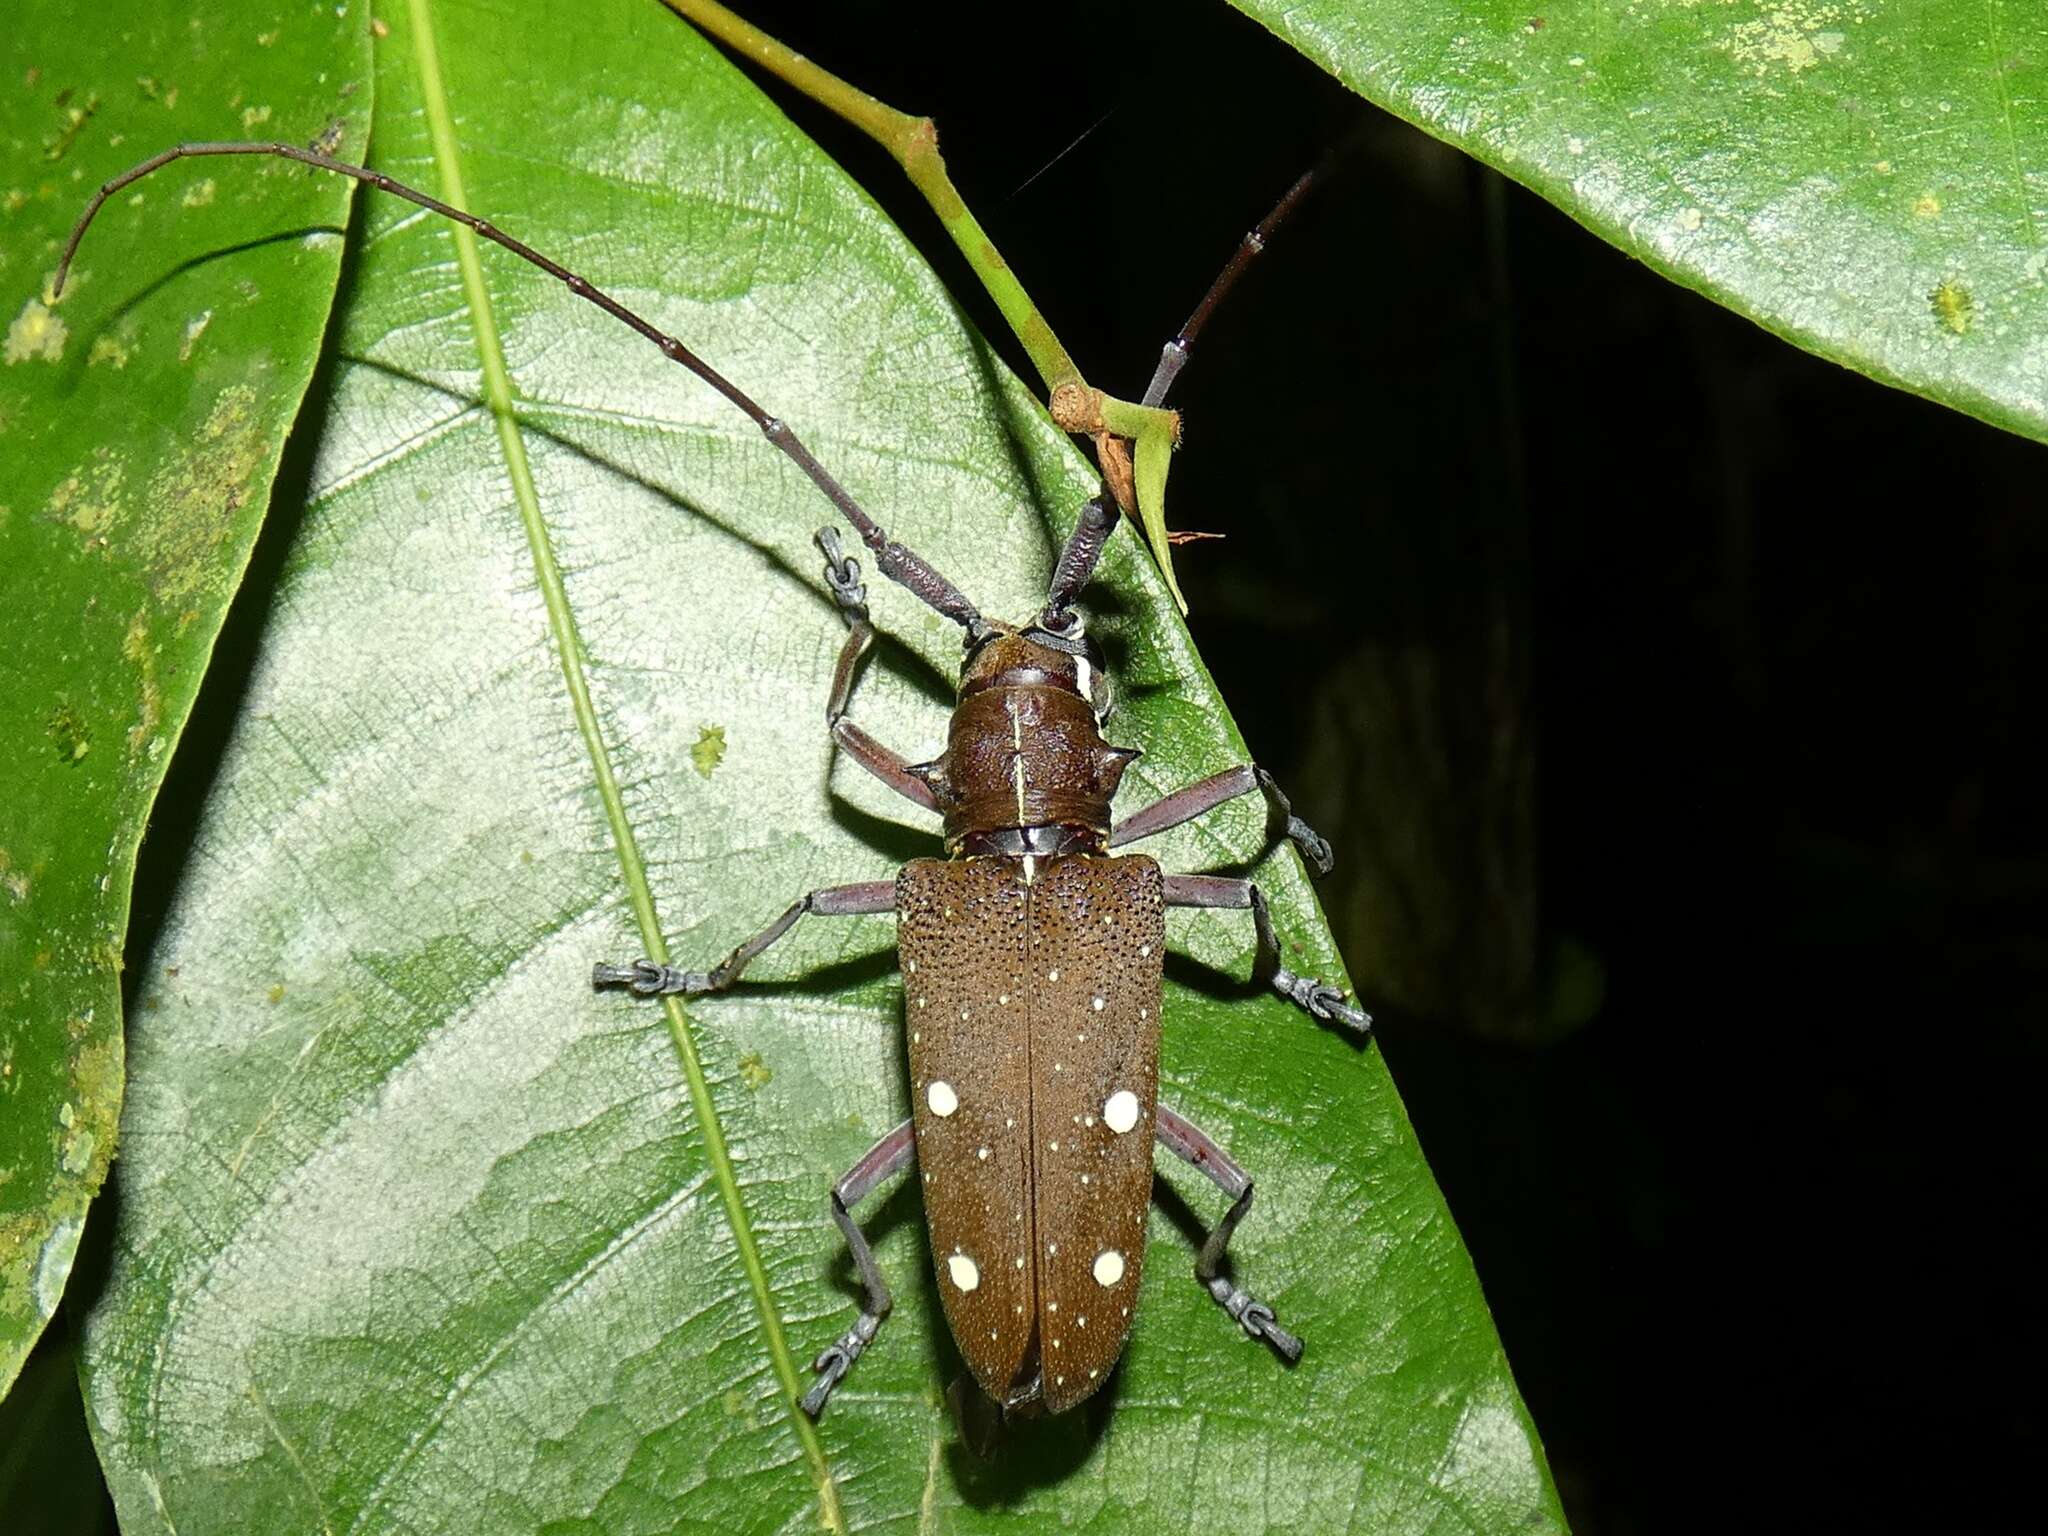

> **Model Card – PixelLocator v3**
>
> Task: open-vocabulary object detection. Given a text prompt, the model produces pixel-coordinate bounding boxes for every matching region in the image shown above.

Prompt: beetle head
[960,623,1113,722]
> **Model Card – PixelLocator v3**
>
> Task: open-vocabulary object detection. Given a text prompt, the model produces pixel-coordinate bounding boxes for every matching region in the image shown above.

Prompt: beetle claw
[1289,819,1335,878]
[814,526,869,620]
[1239,1300,1304,1362]
[801,1315,879,1418]
[1271,969,1374,1036]
[1206,1276,1303,1362]
[590,959,697,996]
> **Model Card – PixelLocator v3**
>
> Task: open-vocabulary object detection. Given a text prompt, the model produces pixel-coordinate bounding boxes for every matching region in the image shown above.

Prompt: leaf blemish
[46,702,90,763]
[4,296,66,363]
[737,1052,772,1091]
[691,724,727,777]
[178,308,212,361]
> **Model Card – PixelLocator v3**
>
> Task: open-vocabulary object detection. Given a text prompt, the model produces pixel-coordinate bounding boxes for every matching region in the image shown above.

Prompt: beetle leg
[591,880,896,995]
[1107,764,1332,876]
[815,528,943,814]
[802,1118,917,1418]
[1154,1103,1302,1362]
[1160,874,1373,1036]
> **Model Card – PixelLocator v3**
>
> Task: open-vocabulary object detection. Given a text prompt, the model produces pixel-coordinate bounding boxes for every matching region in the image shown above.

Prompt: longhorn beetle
[62,130,1372,1424]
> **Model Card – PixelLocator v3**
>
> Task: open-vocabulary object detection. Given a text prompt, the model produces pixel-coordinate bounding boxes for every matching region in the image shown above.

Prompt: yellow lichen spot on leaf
[3,188,27,215]
[123,610,161,752]
[130,382,269,610]
[1677,206,1704,232]
[1719,2,1864,78]
[5,297,66,363]
[691,724,727,778]
[1930,280,1974,336]
[241,103,271,130]
[88,333,129,368]
[1913,193,1942,219]
[267,983,287,1004]
[181,176,216,208]
[737,1052,772,1091]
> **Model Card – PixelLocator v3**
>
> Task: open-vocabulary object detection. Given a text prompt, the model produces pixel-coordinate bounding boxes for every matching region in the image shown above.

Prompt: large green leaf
[1229,0,2048,443]
[77,0,1559,1529]
[0,1,370,1395]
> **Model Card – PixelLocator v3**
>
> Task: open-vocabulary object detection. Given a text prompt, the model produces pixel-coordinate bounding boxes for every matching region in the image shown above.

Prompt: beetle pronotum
[63,112,1371,1428]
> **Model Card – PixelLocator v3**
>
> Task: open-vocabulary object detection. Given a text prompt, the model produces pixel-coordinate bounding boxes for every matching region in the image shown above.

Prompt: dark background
[10,2,2042,1530]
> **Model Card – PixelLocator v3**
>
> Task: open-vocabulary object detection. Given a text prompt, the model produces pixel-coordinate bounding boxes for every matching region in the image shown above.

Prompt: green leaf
[77,0,1560,1529]
[1228,0,2048,442]
[0,1,370,1396]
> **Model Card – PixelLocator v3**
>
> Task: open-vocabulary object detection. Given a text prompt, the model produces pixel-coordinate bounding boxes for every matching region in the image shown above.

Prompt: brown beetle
[62,137,1372,1426]
[598,510,1372,1418]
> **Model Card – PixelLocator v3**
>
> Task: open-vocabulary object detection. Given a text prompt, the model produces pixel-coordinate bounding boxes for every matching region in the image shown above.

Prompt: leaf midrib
[393,0,845,1527]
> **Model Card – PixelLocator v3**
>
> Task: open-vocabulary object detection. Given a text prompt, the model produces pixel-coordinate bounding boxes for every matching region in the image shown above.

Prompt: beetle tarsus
[589,958,698,995]
[1206,1277,1304,1362]
[1253,765,1334,877]
[1270,966,1373,1035]
[801,1311,881,1418]
[815,526,869,622]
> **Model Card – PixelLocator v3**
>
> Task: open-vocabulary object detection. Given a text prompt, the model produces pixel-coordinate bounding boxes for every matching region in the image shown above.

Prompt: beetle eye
[1083,637,1112,721]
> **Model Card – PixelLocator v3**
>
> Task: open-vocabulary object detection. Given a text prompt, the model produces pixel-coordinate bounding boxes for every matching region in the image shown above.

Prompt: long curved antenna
[1139,125,1370,412]
[60,140,990,640]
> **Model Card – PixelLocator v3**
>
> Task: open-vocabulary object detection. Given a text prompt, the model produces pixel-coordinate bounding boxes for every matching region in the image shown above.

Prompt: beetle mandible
[61,133,1373,1425]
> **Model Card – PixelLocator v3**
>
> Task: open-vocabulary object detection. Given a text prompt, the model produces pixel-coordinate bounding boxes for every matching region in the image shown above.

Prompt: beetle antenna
[59,140,990,639]
[1138,123,1367,412]
[1037,489,1116,634]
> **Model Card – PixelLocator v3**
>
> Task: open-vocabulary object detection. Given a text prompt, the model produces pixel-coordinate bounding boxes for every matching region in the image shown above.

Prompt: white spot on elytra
[927,1080,959,1116]
[1093,1248,1126,1287]
[1091,996,1105,1011]
[948,1253,980,1291]
[977,1146,990,1161]
[1048,1301,1058,1312]
[1048,969,1060,981]
[960,1008,970,1020]
[1104,1090,1140,1134]
[1048,1242,1059,1256]
[998,993,1010,1005]
[1139,944,1151,957]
